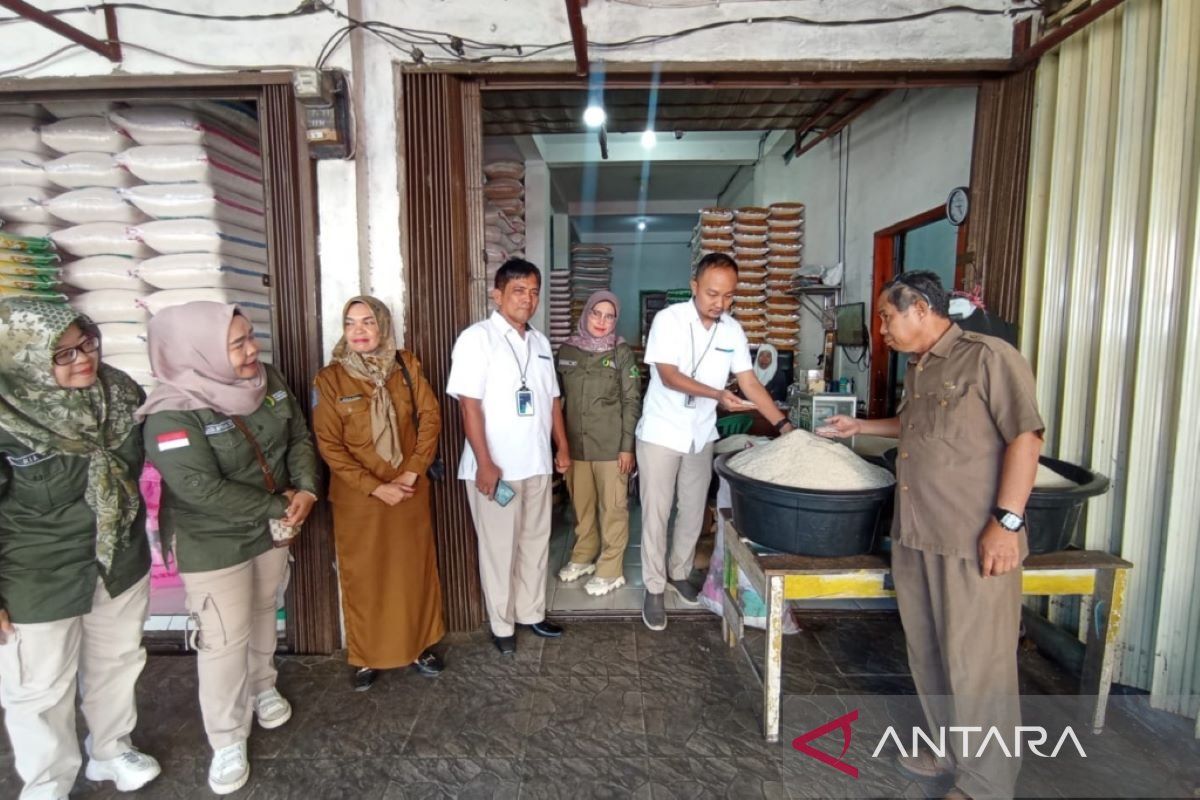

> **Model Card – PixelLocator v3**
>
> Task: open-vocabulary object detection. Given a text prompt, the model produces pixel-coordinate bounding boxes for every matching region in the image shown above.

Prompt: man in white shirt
[446,259,572,654]
[637,253,794,631]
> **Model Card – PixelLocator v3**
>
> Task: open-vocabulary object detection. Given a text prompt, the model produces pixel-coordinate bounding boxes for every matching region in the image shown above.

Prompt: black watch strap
[774,417,790,431]
[993,506,1025,532]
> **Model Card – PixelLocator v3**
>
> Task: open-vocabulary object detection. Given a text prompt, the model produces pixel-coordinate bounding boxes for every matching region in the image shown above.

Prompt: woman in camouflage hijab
[0,298,143,569]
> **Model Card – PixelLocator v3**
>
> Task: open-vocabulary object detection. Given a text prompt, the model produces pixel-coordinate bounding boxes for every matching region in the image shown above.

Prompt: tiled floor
[5,616,1197,799]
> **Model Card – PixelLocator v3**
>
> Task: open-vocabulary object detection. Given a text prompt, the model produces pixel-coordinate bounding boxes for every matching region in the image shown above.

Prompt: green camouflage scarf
[0,299,142,570]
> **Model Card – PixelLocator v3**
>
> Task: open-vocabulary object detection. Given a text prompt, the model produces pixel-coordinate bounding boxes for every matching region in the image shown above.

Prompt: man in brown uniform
[822,271,1044,800]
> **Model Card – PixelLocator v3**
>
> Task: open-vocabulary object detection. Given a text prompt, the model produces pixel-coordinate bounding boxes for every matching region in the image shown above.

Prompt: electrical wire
[0,43,81,77]
[0,2,321,25]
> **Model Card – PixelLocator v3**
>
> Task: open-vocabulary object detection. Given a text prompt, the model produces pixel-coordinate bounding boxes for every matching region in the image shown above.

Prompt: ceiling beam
[793,90,892,160]
[563,0,589,78]
[0,0,122,62]
[793,90,854,142]
[1014,0,1127,67]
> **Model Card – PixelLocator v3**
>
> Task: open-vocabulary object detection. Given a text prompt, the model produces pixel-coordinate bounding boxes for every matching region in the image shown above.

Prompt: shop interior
[477,85,973,614]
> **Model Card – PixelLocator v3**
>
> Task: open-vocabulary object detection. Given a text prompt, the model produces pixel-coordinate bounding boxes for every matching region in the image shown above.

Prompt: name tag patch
[559,359,577,368]
[265,389,288,406]
[204,420,236,436]
[156,431,190,451]
[538,354,552,360]
[337,394,363,403]
[6,451,54,468]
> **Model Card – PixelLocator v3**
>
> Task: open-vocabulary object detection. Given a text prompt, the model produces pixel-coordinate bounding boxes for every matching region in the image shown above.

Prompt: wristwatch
[993,506,1025,532]
[774,417,790,431]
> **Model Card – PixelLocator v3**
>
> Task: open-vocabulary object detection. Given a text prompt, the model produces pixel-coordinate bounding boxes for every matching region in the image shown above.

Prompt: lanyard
[504,331,533,389]
[689,319,720,379]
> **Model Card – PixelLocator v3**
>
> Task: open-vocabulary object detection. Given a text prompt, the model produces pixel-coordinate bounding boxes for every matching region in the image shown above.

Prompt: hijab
[330,296,404,468]
[564,290,625,354]
[135,302,267,420]
[754,343,778,386]
[0,299,142,569]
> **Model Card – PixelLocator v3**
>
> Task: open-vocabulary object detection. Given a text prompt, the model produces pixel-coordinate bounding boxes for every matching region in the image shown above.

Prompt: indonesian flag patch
[156,430,190,451]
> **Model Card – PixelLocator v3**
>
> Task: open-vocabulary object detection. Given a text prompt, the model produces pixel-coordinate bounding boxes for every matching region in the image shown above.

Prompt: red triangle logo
[792,709,860,779]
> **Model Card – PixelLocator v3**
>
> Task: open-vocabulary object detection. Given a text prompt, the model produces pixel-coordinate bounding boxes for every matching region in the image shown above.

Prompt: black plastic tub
[714,452,894,557]
[1026,456,1110,554]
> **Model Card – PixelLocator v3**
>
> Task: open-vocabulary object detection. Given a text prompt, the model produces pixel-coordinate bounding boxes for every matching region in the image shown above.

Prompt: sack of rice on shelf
[46,188,148,225]
[109,106,260,168]
[61,256,149,291]
[136,253,268,293]
[51,223,156,258]
[43,152,137,190]
[122,184,265,232]
[40,116,134,155]
[0,184,58,224]
[0,150,54,188]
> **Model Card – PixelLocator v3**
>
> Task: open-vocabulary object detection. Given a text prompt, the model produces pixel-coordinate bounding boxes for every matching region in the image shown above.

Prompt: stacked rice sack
[764,202,805,350]
[730,207,770,348]
[548,269,571,350]
[0,104,75,242]
[0,231,63,304]
[568,244,613,329]
[482,159,525,287]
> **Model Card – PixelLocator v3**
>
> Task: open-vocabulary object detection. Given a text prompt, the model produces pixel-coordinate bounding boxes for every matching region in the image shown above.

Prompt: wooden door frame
[868,207,970,418]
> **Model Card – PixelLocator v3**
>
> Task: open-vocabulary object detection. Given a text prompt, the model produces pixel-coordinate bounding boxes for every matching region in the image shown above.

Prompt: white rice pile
[728,429,895,491]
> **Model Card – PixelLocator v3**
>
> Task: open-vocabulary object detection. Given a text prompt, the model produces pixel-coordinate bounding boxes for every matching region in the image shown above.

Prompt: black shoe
[412,649,444,676]
[352,667,377,691]
[493,635,517,655]
[526,620,564,638]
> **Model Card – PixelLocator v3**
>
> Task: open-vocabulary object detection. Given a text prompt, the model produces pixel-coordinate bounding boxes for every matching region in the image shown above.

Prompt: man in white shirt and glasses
[637,253,794,630]
[447,259,572,654]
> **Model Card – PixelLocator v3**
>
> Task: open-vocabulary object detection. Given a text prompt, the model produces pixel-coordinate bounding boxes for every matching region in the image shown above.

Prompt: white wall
[754,87,978,398]
[0,2,1007,355]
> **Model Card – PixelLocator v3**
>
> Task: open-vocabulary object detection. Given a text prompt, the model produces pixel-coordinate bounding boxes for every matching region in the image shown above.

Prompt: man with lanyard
[821,271,1043,800]
[637,252,794,631]
[447,259,571,654]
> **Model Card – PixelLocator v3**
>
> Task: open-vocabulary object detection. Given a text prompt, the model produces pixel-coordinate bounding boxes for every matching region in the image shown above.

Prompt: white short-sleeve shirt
[446,311,560,481]
[636,299,753,454]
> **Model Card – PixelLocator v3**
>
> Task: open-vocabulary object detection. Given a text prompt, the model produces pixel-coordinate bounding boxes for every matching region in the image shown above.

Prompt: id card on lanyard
[685,319,719,408]
[506,333,536,417]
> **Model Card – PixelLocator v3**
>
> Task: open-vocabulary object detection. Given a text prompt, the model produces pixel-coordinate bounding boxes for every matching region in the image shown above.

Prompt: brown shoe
[895,750,953,780]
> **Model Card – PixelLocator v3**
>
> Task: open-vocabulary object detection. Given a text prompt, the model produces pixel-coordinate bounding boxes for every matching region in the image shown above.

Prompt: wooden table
[720,512,1133,742]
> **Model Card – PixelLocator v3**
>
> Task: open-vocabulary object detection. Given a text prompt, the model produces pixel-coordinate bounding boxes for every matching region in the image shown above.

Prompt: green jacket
[0,425,150,624]
[143,365,319,573]
[556,342,642,462]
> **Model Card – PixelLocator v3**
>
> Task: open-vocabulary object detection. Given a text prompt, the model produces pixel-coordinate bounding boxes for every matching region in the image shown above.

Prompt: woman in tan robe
[313,296,446,690]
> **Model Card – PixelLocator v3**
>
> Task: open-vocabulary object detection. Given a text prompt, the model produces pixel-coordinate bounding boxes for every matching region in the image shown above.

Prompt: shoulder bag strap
[394,351,421,430]
[230,415,278,494]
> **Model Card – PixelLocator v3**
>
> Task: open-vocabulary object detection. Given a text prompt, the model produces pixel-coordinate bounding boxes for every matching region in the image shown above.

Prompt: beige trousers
[566,460,629,579]
[466,474,552,637]
[636,438,714,594]
[892,542,1023,800]
[0,575,150,800]
[182,546,289,750]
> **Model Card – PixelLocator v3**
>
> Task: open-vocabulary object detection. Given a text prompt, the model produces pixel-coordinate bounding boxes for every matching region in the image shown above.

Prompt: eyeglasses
[588,309,617,323]
[52,335,100,366]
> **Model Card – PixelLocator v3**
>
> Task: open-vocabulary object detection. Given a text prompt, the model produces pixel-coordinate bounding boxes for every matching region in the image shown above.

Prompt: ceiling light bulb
[583,104,607,128]
[641,128,657,149]
[637,220,647,231]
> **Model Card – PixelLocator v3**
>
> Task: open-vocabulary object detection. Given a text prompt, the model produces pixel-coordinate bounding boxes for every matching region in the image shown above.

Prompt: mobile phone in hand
[494,479,516,507]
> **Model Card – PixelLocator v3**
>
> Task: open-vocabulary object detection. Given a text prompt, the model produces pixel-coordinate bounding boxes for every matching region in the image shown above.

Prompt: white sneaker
[558,561,596,582]
[254,687,292,729]
[84,748,161,791]
[208,741,250,795]
[584,575,626,596]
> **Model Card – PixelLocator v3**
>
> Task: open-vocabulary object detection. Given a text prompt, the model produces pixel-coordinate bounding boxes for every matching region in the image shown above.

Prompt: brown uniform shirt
[892,324,1044,562]
[312,351,442,505]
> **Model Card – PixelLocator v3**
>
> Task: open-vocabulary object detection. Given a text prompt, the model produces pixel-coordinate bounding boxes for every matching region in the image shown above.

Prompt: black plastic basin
[1026,456,1110,554]
[714,452,894,557]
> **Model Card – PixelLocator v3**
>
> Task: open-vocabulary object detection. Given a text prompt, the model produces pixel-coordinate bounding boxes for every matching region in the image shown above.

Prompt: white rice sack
[61,256,148,291]
[0,151,52,188]
[51,223,156,258]
[141,288,271,324]
[43,152,137,190]
[103,352,154,387]
[131,219,266,263]
[1,104,42,119]
[121,183,265,232]
[46,188,148,225]
[137,253,268,293]
[0,185,57,224]
[2,222,59,238]
[116,146,262,199]
[110,106,261,168]
[69,289,149,324]
[186,101,259,140]
[0,117,51,155]
[40,116,134,155]
[97,322,148,355]
[41,100,124,119]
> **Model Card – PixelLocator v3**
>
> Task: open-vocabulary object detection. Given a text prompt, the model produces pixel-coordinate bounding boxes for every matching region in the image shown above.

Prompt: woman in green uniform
[138,302,319,796]
[0,299,161,799]
[555,290,642,596]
